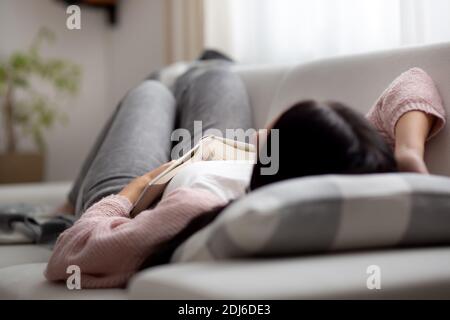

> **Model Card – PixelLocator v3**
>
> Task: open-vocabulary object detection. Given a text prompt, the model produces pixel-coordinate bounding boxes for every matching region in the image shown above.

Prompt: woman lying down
[45,55,446,288]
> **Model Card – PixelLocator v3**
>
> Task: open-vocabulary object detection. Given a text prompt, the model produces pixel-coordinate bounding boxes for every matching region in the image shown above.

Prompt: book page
[131,135,255,217]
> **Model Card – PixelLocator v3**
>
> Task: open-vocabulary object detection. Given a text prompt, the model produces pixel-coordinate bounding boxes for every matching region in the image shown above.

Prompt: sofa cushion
[130,247,450,299]
[173,173,450,262]
[0,182,71,206]
[0,263,126,299]
[0,245,52,269]
[234,65,290,128]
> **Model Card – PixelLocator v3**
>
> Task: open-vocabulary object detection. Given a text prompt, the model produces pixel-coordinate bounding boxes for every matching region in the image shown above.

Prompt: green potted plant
[0,28,81,183]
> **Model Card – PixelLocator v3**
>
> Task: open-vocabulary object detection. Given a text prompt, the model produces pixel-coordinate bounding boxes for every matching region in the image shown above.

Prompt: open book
[130,135,256,217]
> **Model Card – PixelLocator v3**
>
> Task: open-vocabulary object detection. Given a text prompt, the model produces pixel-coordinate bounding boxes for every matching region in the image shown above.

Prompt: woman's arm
[394,111,435,173]
[45,163,224,288]
[366,68,446,173]
[52,160,175,216]
[118,160,174,204]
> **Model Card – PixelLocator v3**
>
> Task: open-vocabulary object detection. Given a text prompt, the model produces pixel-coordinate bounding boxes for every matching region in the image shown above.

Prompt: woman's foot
[197,49,234,62]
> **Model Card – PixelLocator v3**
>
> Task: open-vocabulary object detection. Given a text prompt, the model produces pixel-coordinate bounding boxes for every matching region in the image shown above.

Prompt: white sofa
[1,43,450,299]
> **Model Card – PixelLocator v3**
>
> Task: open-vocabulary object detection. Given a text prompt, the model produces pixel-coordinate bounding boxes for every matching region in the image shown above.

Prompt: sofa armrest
[0,182,71,206]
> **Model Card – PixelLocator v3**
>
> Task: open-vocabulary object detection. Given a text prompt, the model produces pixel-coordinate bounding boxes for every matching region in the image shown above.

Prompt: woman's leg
[67,98,127,209]
[70,80,176,216]
[172,64,253,152]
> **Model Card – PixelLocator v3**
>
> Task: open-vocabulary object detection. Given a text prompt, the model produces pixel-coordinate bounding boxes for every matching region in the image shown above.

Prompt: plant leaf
[10,52,32,73]
[4,27,81,151]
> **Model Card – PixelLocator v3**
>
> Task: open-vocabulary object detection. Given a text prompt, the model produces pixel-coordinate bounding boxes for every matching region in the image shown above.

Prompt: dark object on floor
[0,203,75,245]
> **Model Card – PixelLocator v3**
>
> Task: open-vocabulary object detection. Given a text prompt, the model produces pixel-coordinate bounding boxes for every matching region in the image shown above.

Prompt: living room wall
[0,0,166,182]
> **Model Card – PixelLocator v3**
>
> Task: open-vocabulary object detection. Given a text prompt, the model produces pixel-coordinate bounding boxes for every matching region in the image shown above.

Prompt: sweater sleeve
[44,188,225,288]
[366,68,446,146]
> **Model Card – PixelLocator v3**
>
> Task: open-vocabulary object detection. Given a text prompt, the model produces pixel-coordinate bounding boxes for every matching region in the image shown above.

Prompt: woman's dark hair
[250,100,397,190]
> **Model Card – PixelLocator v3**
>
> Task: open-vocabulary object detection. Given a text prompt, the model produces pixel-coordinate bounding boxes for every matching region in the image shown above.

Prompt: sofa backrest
[237,43,450,176]
[234,64,290,130]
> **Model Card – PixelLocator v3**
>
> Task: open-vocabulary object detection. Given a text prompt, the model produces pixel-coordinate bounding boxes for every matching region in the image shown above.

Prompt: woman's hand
[119,161,175,204]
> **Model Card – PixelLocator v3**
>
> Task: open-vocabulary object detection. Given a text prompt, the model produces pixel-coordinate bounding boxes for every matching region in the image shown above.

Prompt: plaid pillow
[172,173,450,262]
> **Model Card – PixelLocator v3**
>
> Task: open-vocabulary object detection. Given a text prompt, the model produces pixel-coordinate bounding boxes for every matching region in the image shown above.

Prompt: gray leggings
[69,65,253,216]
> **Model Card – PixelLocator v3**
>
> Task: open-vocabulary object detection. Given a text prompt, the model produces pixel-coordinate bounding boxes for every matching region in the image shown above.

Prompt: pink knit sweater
[45,188,225,288]
[45,67,446,289]
[366,67,446,146]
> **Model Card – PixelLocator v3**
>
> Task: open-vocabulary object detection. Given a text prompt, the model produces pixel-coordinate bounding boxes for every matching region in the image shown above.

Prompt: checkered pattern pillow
[172,173,450,262]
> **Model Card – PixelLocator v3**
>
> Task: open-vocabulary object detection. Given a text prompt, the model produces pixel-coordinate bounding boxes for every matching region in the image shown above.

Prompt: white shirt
[163,161,253,202]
